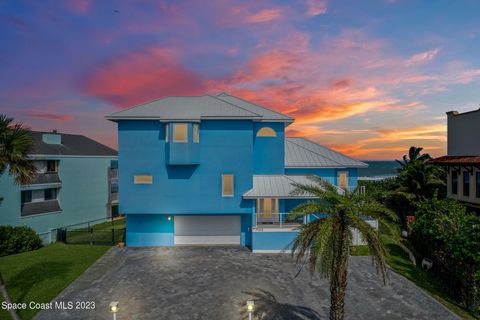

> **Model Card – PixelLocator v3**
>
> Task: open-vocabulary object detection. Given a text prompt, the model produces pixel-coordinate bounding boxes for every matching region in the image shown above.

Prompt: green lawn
[65,217,126,245]
[358,222,478,320]
[0,243,110,320]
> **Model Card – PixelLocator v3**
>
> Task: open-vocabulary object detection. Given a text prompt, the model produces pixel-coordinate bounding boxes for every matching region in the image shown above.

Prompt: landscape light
[246,300,254,320]
[109,301,119,320]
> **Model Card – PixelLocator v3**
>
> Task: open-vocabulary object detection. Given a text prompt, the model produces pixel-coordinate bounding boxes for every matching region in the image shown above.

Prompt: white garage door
[174,215,241,245]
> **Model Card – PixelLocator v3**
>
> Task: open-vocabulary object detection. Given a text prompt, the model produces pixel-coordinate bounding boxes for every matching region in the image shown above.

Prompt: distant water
[358,161,400,180]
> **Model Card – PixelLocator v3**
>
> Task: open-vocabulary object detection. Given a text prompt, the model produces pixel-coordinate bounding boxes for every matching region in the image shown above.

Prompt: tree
[395,146,445,203]
[290,177,395,320]
[0,114,36,320]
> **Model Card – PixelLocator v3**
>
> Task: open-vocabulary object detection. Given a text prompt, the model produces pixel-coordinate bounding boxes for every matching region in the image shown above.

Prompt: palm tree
[0,114,36,320]
[395,146,445,201]
[290,177,395,320]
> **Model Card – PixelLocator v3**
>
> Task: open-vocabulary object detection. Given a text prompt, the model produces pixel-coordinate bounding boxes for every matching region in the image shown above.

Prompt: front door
[257,198,279,224]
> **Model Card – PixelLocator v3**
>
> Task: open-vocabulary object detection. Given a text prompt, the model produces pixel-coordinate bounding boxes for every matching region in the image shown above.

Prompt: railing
[21,172,61,186]
[21,199,62,217]
[253,212,305,231]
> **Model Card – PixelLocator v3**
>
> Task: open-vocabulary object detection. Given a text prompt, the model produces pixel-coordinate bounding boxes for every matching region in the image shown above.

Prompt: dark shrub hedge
[0,225,42,256]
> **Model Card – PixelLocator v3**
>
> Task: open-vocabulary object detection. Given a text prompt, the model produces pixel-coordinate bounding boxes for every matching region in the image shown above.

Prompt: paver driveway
[34,247,458,320]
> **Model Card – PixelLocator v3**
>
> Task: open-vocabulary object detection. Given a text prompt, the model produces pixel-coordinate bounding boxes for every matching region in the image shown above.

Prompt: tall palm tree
[290,177,395,320]
[0,114,36,320]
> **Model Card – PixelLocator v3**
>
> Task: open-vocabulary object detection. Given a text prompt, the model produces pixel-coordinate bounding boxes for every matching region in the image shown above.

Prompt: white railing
[254,212,305,231]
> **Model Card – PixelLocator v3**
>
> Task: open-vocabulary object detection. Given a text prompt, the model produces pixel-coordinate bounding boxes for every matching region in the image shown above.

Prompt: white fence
[351,219,378,246]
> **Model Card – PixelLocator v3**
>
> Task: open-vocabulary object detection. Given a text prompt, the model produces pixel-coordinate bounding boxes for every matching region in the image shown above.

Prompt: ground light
[109,301,119,320]
[246,300,254,320]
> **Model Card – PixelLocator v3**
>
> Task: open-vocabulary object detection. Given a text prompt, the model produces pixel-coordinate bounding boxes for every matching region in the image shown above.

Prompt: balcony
[22,173,61,186]
[21,200,62,217]
[253,212,305,232]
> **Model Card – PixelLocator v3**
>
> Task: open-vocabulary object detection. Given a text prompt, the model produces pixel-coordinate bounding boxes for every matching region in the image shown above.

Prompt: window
[222,174,234,197]
[193,123,199,143]
[46,160,57,173]
[338,172,349,190]
[256,127,277,137]
[44,188,57,200]
[134,175,153,184]
[165,124,169,143]
[476,172,480,198]
[451,170,458,195]
[173,123,188,143]
[463,171,470,197]
[21,190,32,204]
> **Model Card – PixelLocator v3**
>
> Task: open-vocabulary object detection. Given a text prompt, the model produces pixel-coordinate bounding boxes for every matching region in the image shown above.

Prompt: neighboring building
[107,93,367,252]
[0,131,118,242]
[429,108,480,210]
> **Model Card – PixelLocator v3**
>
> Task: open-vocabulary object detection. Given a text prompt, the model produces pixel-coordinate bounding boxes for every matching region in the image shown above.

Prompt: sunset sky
[1,0,480,160]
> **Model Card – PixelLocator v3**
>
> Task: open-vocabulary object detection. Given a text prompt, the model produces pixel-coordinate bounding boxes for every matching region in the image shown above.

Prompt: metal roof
[106,94,293,123]
[215,93,294,123]
[29,131,117,157]
[285,138,367,168]
[243,175,320,199]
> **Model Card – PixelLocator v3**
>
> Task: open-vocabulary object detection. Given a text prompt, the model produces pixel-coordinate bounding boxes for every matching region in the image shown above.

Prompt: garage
[174,215,241,245]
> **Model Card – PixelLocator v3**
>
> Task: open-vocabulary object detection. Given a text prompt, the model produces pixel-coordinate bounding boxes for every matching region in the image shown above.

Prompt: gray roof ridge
[217,93,294,120]
[207,94,263,118]
[290,137,366,165]
[107,95,210,117]
[285,138,346,167]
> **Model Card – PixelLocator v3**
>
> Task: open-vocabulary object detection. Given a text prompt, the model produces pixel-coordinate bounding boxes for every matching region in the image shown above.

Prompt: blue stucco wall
[166,122,200,165]
[253,122,285,174]
[251,231,297,251]
[118,120,254,214]
[126,213,252,247]
[0,156,115,239]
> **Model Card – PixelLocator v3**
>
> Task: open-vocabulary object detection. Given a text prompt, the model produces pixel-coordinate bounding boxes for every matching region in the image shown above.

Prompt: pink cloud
[244,8,283,23]
[24,112,74,122]
[82,47,205,108]
[306,0,327,16]
[405,48,440,66]
[66,0,91,14]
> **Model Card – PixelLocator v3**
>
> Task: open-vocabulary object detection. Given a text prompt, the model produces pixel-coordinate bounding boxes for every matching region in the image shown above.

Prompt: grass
[350,245,369,256]
[0,243,110,320]
[378,221,478,320]
[66,217,126,245]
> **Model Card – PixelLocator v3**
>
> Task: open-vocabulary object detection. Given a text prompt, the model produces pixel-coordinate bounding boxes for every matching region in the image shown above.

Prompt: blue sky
[1,0,479,159]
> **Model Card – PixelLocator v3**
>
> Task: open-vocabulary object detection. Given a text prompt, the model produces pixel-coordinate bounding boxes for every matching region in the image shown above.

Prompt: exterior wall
[126,213,252,247]
[285,167,359,190]
[251,231,297,252]
[446,167,480,205]
[447,110,480,156]
[253,122,285,174]
[0,156,115,241]
[118,120,254,215]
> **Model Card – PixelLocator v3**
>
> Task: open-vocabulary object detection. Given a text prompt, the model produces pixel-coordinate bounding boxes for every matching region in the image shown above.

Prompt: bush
[0,225,42,256]
[411,197,480,313]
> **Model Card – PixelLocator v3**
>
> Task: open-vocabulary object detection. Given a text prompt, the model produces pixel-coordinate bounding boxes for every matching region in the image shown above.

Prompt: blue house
[107,93,367,252]
[0,131,118,243]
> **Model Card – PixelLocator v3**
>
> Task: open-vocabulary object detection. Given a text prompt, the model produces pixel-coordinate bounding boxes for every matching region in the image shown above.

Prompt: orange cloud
[245,8,283,23]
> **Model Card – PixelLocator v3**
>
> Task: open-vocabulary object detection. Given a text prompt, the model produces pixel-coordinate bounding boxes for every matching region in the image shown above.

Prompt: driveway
[34,247,458,320]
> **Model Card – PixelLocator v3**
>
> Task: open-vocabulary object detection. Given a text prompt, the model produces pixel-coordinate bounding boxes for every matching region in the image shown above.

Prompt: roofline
[446,108,480,117]
[105,116,295,122]
[217,93,294,121]
[285,165,367,169]
[243,195,318,199]
[285,137,368,167]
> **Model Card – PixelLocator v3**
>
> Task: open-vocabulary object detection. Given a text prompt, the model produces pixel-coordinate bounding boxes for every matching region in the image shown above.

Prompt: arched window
[256,127,277,137]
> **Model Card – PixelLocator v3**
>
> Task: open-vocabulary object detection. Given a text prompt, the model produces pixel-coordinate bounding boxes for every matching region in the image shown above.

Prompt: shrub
[0,225,42,256]
[411,197,480,313]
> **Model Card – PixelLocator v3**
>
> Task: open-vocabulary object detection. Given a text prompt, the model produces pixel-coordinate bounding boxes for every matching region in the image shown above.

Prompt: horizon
[2,1,480,160]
